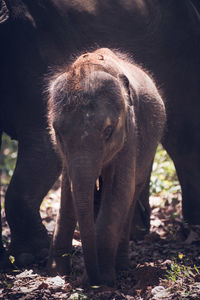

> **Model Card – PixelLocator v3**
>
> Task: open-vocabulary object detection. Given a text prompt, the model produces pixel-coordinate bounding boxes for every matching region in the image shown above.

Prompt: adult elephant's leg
[5,130,61,266]
[162,122,200,225]
[130,167,152,240]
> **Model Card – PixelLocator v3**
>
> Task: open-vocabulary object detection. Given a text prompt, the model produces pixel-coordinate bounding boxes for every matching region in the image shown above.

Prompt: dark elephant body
[0,0,200,267]
[47,48,166,285]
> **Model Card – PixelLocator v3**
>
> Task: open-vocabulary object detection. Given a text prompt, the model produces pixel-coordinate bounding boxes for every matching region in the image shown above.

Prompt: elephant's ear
[0,0,9,24]
[118,74,138,107]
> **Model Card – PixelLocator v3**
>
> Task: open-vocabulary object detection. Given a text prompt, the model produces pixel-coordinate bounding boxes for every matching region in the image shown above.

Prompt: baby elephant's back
[72,48,129,80]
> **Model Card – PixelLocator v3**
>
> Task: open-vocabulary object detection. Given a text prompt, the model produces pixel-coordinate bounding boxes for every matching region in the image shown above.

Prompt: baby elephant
[47,48,166,286]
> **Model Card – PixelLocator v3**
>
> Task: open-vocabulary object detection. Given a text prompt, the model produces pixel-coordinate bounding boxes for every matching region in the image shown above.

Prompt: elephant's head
[47,51,136,284]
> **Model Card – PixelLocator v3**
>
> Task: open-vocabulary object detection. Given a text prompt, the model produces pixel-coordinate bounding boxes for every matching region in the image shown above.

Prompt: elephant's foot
[47,253,71,276]
[101,273,115,287]
[100,268,116,287]
[0,248,13,270]
[15,248,49,267]
[9,234,50,267]
[115,239,130,272]
[75,265,115,287]
[116,256,130,272]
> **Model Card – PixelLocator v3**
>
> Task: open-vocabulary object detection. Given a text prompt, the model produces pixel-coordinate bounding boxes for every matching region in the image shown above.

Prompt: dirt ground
[1,183,200,300]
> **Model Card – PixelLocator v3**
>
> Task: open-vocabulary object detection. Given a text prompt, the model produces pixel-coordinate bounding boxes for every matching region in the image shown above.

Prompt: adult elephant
[0,0,200,268]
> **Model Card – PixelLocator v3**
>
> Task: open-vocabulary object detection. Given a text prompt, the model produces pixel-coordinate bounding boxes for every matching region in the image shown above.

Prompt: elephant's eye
[103,125,113,141]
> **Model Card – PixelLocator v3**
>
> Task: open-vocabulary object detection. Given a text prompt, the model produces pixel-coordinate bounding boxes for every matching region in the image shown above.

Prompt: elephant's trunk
[69,156,101,284]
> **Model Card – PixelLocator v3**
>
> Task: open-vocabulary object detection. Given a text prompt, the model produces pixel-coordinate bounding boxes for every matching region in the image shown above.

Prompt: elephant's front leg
[48,168,76,275]
[116,204,134,271]
[116,182,147,270]
[96,156,135,286]
[5,131,61,266]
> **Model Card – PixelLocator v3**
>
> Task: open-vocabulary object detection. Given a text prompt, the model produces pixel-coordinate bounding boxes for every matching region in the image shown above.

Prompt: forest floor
[1,183,200,300]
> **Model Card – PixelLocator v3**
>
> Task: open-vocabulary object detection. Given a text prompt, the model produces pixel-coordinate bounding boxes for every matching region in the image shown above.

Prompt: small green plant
[163,256,200,299]
[165,255,200,283]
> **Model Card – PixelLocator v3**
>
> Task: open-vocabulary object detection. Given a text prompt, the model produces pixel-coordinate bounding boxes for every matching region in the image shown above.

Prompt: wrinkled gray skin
[47,48,166,286]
